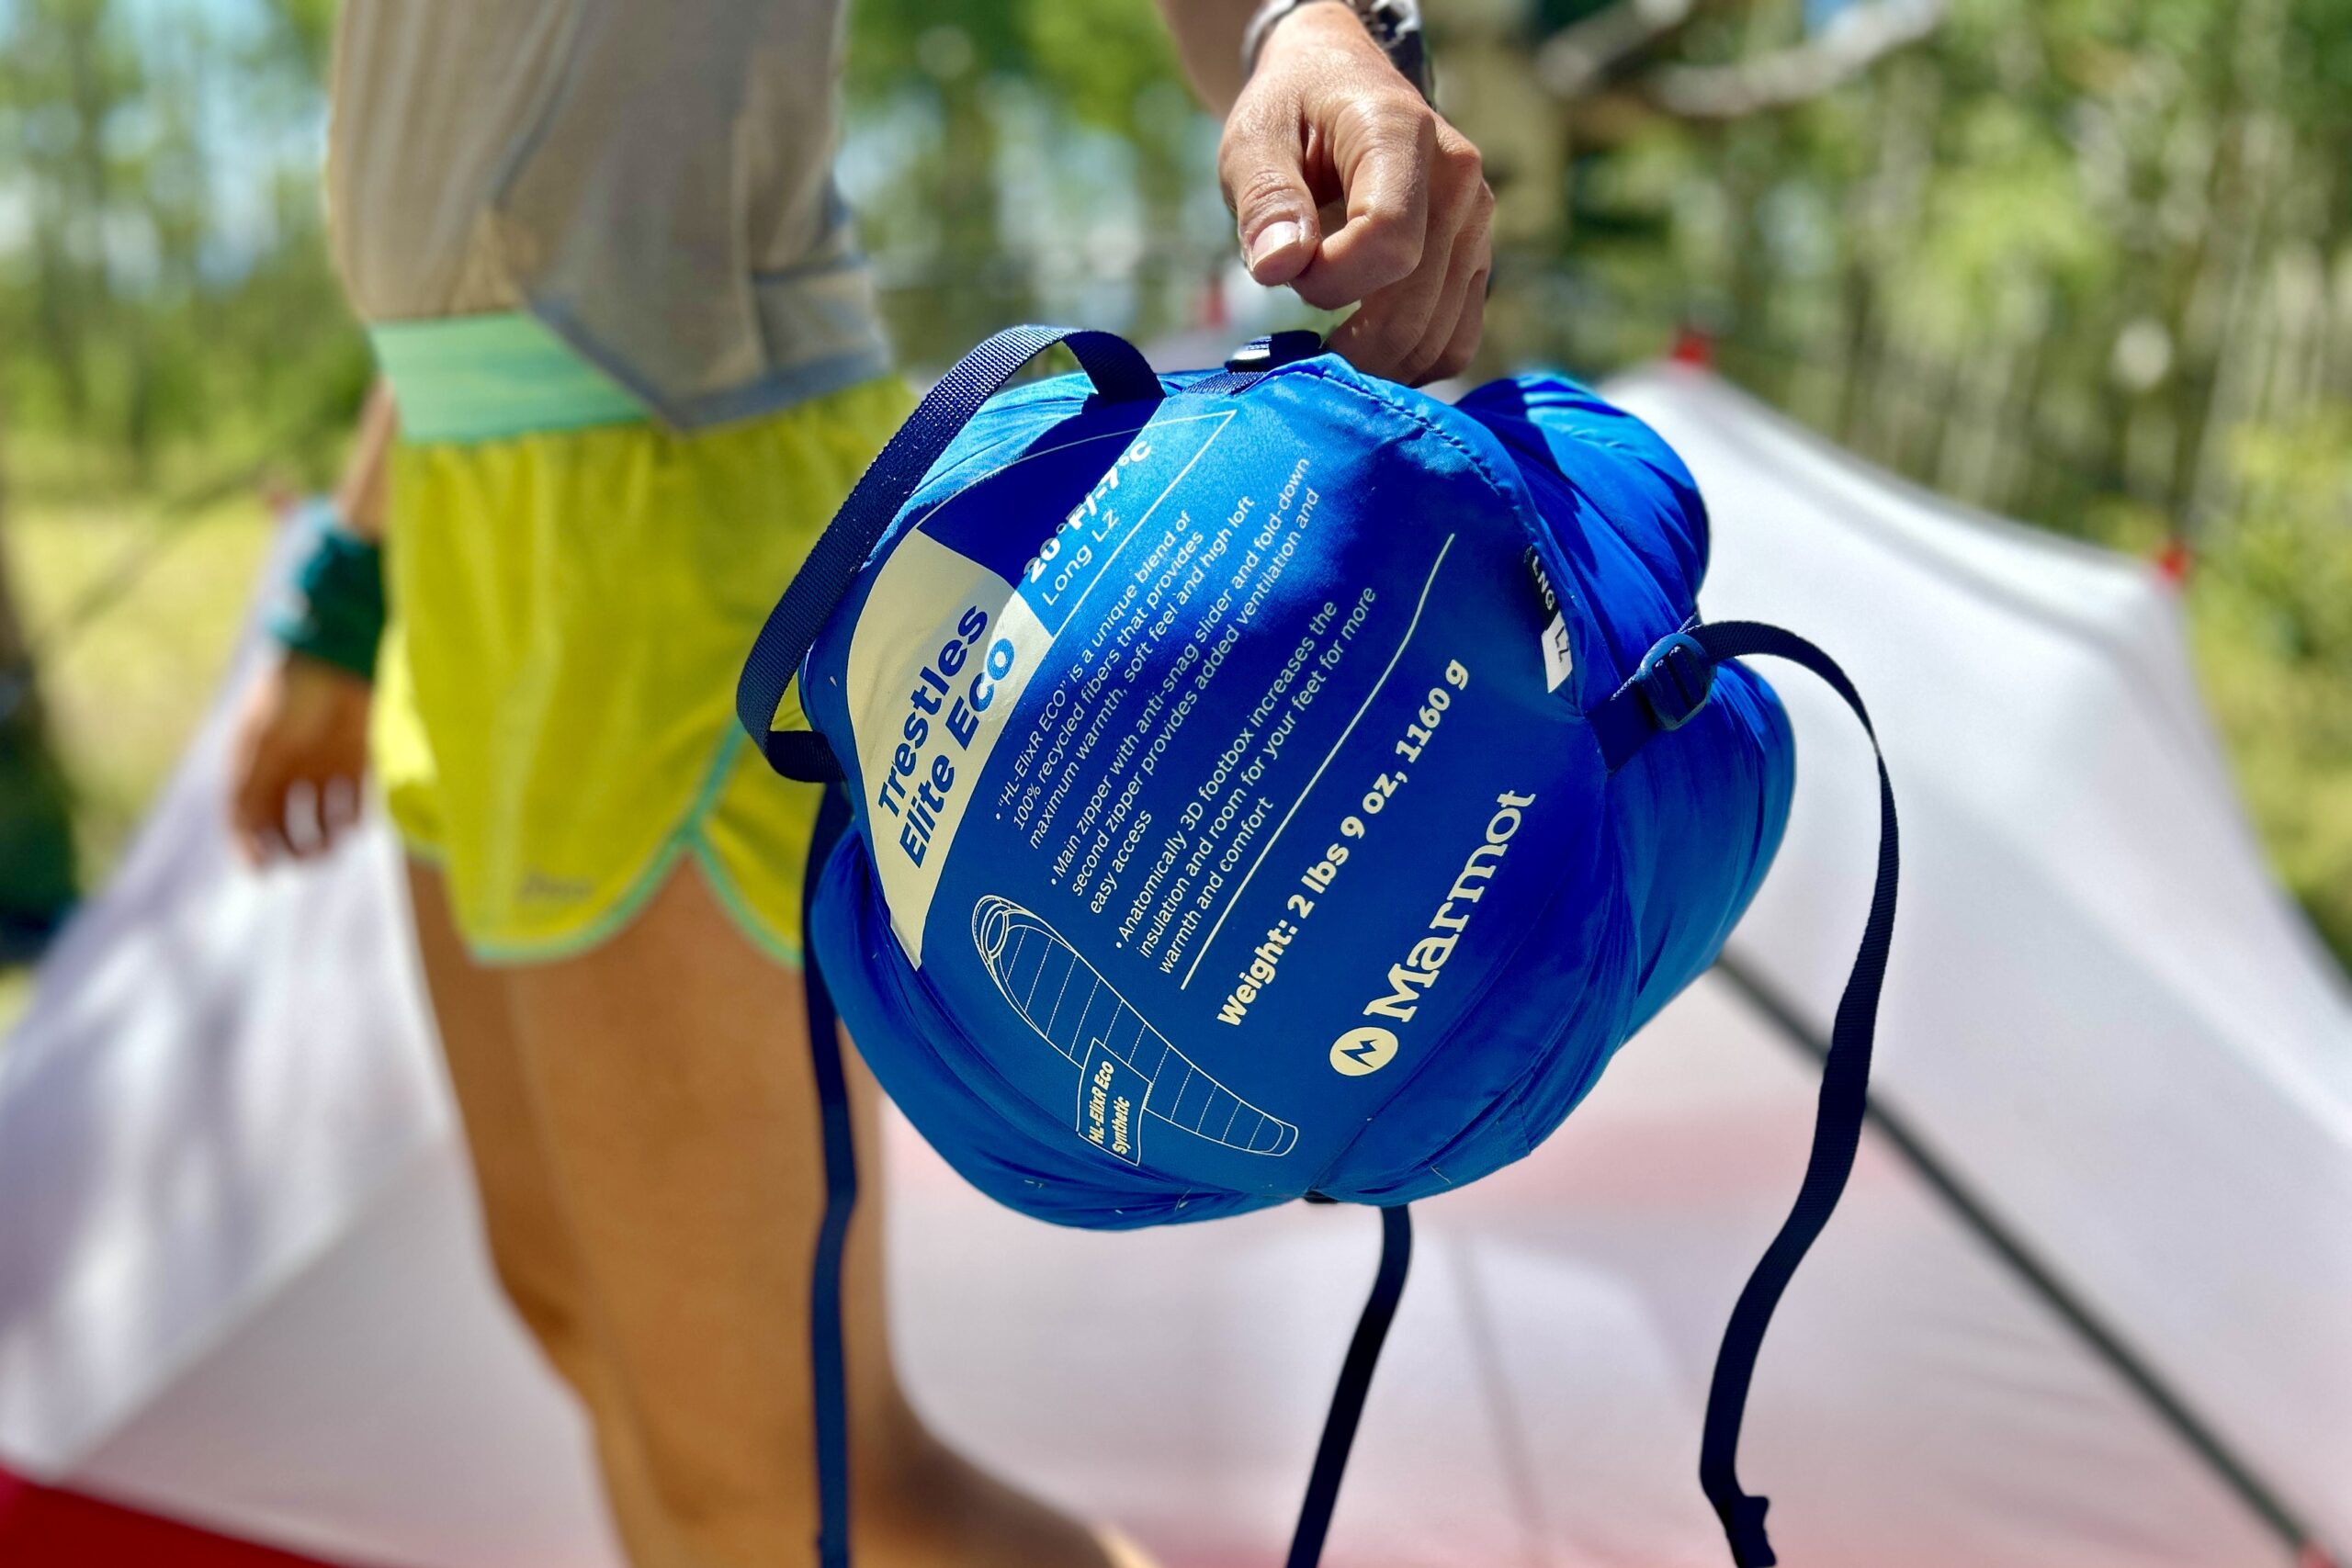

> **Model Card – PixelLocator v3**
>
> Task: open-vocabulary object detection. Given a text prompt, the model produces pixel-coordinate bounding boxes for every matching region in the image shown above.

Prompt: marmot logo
[1329,1026,1398,1077]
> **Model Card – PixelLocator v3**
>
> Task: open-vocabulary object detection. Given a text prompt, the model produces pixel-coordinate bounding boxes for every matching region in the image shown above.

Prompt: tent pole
[1711,954,2329,1565]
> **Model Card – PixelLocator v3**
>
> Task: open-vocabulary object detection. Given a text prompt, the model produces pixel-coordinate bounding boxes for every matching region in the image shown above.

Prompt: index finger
[1291,98,1434,311]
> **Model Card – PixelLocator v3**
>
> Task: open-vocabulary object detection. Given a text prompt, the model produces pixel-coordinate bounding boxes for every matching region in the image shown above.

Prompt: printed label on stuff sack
[834,388,1581,1183]
[843,416,1229,959]
[971,894,1300,1163]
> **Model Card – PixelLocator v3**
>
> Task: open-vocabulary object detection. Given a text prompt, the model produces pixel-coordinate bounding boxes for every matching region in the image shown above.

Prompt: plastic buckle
[1634,630,1715,732]
[1224,329,1324,373]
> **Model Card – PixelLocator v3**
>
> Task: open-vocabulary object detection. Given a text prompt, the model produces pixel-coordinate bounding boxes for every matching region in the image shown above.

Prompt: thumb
[1221,119,1320,287]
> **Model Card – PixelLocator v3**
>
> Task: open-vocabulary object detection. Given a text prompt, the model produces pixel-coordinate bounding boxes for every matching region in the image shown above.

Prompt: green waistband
[369,312,647,444]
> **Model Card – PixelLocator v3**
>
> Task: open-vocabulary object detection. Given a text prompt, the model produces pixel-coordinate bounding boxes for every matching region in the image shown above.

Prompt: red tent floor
[0,1466,345,1567]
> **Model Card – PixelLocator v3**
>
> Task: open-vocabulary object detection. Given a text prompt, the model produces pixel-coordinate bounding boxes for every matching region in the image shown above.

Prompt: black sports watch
[1242,0,1431,101]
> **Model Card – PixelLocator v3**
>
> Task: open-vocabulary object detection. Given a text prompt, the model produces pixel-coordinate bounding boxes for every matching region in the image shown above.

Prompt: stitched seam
[458,727,747,966]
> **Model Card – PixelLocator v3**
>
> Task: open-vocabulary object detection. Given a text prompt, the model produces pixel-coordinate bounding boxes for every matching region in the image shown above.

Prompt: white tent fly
[2,365,2345,1568]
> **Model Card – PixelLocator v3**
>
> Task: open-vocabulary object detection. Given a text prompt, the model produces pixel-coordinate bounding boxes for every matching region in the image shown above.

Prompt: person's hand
[231,652,372,863]
[1221,1,1492,385]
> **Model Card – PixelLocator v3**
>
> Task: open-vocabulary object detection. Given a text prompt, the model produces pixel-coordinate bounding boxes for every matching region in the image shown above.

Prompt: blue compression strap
[739,326,1164,782]
[802,784,858,1568]
[1285,1204,1414,1568]
[1594,621,1899,1568]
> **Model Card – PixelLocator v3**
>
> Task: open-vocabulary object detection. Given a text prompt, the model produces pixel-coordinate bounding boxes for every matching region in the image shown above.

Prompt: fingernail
[1248,220,1303,272]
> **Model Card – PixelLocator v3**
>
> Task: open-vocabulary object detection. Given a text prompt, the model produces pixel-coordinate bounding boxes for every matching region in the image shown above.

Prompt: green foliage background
[0,0,2346,970]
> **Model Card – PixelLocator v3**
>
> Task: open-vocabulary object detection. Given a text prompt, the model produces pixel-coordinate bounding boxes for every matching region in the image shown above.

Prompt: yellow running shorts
[370,376,913,964]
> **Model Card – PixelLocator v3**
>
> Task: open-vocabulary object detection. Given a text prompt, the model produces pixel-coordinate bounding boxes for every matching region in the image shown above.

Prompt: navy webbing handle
[738,326,1163,783]
[801,784,859,1568]
[1594,620,1899,1568]
[1286,1203,1413,1568]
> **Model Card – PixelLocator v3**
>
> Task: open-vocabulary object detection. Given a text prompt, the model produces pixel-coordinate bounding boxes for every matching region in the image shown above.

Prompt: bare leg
[405,861,684,1568]
[415,854,1112,1568]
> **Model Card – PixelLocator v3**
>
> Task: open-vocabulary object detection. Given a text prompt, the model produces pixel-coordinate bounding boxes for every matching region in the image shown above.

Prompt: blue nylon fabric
[1459,377,1793,1043]
[752,333,1902,1564]
[788,351,1793,1224]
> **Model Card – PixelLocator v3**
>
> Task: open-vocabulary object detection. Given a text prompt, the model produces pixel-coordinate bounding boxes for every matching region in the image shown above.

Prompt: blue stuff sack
[740,327,1899,1568]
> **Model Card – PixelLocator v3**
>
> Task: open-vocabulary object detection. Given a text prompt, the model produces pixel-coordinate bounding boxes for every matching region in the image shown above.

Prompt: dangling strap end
[1685,617,1896,1568]
[802,785,859,1568]
[1283,1203,1413,1568]
[1713,1491,1776,1567]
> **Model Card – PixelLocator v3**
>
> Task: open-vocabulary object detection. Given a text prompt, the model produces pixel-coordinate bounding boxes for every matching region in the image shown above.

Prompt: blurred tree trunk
[0,404,83,962]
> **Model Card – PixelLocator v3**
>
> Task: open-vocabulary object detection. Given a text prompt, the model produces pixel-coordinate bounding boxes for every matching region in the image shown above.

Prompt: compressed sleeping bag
[738,327,1898,1568]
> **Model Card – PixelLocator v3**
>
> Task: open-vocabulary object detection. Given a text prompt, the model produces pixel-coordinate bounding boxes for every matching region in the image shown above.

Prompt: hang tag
[1525,547,1575,692]
[1541,614,1575,691]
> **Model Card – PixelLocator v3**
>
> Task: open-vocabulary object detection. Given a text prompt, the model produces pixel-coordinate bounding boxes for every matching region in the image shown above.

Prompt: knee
[477,1235,595,1387]
[491,1256,576,1345]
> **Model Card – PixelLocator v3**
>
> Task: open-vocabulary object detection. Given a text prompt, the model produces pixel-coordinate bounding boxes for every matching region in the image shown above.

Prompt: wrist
[281,647,375,687]
[1264,1,1365,54]
[1246,0,1428,97]
[271,509,387,682]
